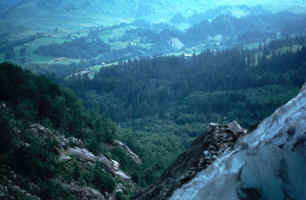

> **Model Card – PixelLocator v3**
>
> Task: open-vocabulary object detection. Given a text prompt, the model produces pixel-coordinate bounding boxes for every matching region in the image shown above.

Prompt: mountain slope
[0,63,139,200]
[133,83,306,200]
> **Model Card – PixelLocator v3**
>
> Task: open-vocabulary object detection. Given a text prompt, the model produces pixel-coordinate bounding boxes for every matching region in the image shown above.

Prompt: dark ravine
[134,83,306,200]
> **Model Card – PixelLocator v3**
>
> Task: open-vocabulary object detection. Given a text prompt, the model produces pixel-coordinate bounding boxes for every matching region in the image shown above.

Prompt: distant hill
[2,0,306,23]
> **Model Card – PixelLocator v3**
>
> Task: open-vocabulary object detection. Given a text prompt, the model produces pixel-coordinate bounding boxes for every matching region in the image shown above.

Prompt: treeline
[67,36,306,126]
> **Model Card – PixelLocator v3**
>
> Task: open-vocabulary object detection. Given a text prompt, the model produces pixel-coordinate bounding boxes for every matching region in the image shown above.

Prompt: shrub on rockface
[12,134,59,180]
[0,111,15,155]
[116,192,129,200]
[92,165,116,193]
[0,110,16,165]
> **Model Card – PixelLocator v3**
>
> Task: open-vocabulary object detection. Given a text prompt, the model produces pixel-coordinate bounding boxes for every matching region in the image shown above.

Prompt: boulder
[111,160,120,171]
[67,147,96,162]
[227,120,247,135]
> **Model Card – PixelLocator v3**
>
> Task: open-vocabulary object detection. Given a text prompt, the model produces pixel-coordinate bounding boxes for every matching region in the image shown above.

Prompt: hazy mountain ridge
[3,0,306,22]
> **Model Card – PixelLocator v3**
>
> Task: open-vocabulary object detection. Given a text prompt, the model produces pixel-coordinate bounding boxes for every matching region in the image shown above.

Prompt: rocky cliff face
[0,123,138,200]
[134,83,306,200]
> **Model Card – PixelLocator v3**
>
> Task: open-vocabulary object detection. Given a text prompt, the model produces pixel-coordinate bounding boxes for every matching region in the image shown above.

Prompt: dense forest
[35,36,110,59]
[67,36,306,124]
[63,36,306,182]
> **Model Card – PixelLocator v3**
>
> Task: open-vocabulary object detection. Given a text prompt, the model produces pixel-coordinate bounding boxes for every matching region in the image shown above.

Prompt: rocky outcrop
[115,140,142,165]
[27,124,83,149]
[0,122,135,200]
[62,184,107,200]
[133,121,247,200]
[27,124,131,181]
[65,147,131,180]
[67,147,97,162]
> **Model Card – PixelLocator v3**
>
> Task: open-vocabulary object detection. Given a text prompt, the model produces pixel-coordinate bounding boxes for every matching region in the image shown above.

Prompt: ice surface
[170,87,306,200]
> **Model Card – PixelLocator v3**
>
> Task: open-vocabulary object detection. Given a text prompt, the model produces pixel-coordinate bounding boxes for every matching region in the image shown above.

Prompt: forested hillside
[64,36,306,183]
[0,63,141,199]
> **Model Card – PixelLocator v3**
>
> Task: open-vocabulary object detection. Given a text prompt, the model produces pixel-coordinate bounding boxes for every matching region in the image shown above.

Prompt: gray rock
[67,147,96,162]
[67,147,131,180]
[114,140,142,165]
[227,120,247,135]
[63,184,106,200]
